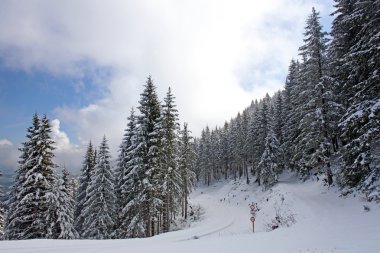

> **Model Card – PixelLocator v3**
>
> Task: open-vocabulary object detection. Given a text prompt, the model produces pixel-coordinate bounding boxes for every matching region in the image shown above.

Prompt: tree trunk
[184,192,188,219]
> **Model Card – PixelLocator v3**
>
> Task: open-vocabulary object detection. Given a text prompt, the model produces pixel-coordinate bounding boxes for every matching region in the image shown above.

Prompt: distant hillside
[0,167,15,202]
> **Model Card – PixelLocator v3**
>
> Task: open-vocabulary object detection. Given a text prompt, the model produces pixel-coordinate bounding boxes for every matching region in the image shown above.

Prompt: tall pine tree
[161,87,181,232]
[0,170,4,240]
[332,0,380,193]
[126,76,163,237]
[74,141,96,236]
[293,8,330,179]
[178,123,196,219]
[116,107,145,238]
[6,114,57,239]
[54,168,78,239]
[83,136,116,239]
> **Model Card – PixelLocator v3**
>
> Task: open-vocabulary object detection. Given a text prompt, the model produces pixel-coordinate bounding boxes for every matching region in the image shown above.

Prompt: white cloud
[50,119,77,151]
[0,140,18,171]
[0,0,333,159]
[0,139,13,146]
[49,119,83,174]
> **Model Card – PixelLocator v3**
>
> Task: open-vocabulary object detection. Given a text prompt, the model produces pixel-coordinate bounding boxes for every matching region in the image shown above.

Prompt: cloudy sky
[0,0,333,174]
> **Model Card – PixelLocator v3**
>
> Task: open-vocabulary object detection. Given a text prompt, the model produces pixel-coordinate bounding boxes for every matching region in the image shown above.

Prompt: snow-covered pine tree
[333,0,380,195]
[161,87,181,233]
[192,138,201,182]
[273,91,285,148]
[258,129,283,190]
[74,141,96,237]
[115,107,139,238]
[35,115,59,239]
[253,95,271,185]
[0,209,3,240]
[54,168,78,239]
[231,113,245,180]
[5,114,39,239]
[282,60,301,171]
[134,76,163,237]
[0,170,4,240]
[82,136,116,239]
[293,7,330,179]
[6,114,57,239]
[120,107,147,238]
[210,127,222,181]
[199,127,212,185]
[220,122,232,180]
[68,177,78,205]
[0,208,3,240]
[178,123,196,219]
[247,101,261,176]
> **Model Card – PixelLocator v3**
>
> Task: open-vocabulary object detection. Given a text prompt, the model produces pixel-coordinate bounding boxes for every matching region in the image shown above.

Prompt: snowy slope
[1,172,379,253]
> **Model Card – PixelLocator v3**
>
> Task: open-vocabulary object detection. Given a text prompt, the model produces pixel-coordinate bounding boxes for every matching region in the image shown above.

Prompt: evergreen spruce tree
[178,123,196,219]
[273,91,285,147]
[74,141,96,237]
[247,102,261,175]
[69,178,78,206]
[231,113,245,180]
[293,8,330,179]
[210,127,222,181]
[54,168,78,239]
[0,170,4,240]
[161,87,181,232]
[282,60,301,170]
[258,129,283,190]
[332,0,380,192]
[6,114,57,239]
[131,76,163,237]
[241,110,250,183]
[199,127,212,185]
[220,122,231,180]
[254,96,271,185]
[83,136,116,239]
[117,107,145,238]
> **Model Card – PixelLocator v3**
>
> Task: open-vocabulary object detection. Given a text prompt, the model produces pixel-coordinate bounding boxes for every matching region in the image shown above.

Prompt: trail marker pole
[250,216,255,232]
[249,203,257,233]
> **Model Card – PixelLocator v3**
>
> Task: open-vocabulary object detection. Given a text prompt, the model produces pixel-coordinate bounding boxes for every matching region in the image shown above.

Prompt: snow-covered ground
[1,172,379,253]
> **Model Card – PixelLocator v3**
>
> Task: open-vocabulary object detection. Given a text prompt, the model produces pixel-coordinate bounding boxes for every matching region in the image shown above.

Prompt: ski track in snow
[1,172,379,253]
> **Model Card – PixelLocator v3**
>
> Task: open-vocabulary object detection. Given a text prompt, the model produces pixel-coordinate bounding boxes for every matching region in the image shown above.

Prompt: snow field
[1,172,379,253]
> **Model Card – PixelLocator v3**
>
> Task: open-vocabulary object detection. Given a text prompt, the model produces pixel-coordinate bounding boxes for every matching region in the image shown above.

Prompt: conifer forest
[0,0,379,241]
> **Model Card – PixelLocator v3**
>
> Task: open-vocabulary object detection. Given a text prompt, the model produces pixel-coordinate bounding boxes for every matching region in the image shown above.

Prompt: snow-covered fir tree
[116,107,145,238]
[133,76,164,237]
[0,170,4,240]
[258,129,283,190]
[178,123,196,219]
[292,7,330,179]
[54,168,78,239]
[82,136,116,239]
[6,114,57,240]
[161,87,181,232]
[254,95,271,185]
[220,122,232,180]
[282,60,301,170]
[198,127,212,185]
[331,0,380,197]
[74,141,96,236]
[247,102,261,172]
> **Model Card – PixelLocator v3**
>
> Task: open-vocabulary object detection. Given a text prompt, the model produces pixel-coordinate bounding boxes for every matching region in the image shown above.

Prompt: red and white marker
[250,216,255,222]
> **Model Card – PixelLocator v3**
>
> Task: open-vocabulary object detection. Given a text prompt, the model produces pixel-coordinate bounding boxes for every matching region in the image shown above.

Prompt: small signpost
[249,203,257,233]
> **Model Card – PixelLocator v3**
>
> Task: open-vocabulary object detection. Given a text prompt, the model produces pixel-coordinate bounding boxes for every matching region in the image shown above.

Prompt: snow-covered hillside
[1,173,379,253]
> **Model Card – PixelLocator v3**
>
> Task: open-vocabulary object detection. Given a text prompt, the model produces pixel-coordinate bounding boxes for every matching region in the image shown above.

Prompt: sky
[0,0,334,175]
